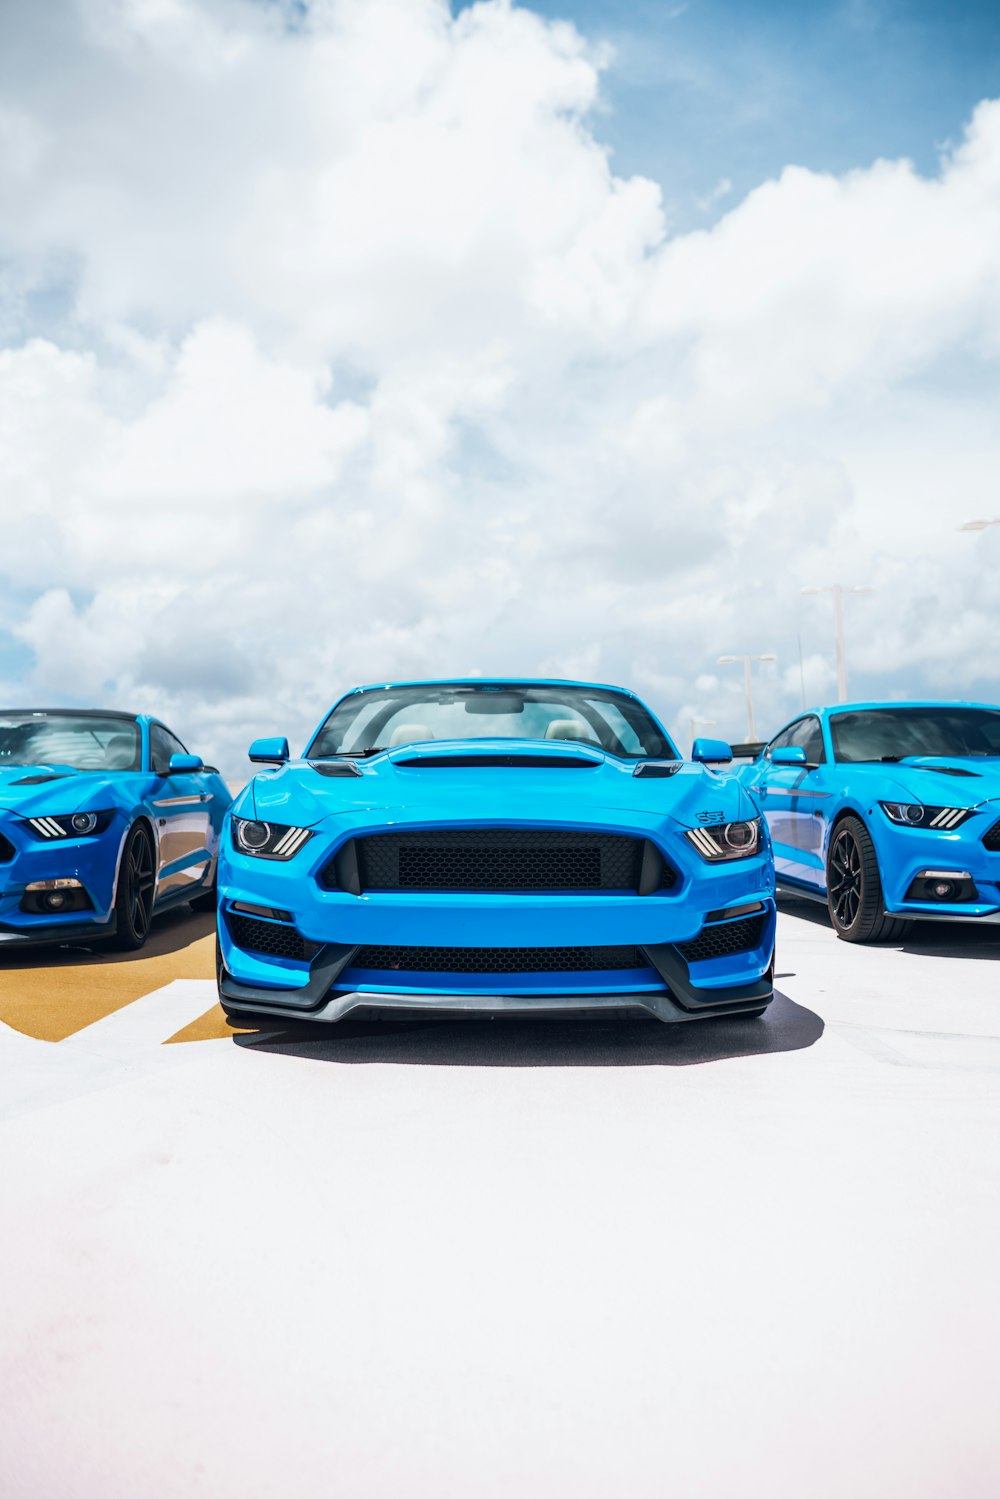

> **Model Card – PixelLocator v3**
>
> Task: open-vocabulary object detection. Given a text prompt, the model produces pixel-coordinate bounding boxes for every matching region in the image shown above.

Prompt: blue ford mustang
[738,700,1000,941]
[0,709,231,949]
[217,679,776,1025]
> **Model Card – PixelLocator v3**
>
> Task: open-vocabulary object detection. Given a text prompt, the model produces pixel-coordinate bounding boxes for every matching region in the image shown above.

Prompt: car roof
[347,678,647,699]
[814,700,1000,717]
[0,707,141,721]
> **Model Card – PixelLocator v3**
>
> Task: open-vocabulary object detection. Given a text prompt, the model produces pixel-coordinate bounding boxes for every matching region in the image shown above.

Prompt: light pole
[717,655,776,741]
[800,585,872,704]
[689,717,716,753]
[959,519,1000,531]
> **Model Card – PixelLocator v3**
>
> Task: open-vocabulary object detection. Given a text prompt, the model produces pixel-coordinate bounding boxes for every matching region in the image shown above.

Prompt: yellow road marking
[0,909,216,1042]
[164,1002,256,1044]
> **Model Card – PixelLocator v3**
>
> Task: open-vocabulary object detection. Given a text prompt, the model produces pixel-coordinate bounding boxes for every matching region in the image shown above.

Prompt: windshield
[308,684,676,760]
[0,713,142,772]
[830,707,1000,763]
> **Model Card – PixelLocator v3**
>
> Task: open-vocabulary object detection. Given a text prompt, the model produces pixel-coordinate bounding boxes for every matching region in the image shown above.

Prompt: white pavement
[1,906,999,1499]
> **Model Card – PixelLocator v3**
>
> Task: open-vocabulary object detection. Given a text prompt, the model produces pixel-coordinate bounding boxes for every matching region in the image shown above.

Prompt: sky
[1,0,999,773]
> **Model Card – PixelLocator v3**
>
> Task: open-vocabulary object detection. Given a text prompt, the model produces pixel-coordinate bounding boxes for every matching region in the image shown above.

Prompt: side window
[150,724,188,775]
[765,724,798,758]
[789,715,825,765]
[766,717,825,764]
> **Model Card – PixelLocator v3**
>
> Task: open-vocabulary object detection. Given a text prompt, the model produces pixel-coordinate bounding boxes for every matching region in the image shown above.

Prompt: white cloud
[0,0,999,770]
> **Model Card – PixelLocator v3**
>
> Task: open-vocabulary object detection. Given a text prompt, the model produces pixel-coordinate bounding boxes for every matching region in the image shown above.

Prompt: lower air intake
[982,820,1000,851]
[349,944,648,974]
[676,913,767,964]
[0,832,14,863]
[229,913,319,963]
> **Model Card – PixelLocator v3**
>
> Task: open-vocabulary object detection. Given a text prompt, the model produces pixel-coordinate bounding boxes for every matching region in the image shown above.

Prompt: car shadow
[231,988,824,1068]
[778,892,1000,960]
[0,904,215,973]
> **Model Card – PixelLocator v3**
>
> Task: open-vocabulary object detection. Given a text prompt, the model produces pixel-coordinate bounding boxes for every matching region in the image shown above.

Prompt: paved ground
[1,904,998,1498]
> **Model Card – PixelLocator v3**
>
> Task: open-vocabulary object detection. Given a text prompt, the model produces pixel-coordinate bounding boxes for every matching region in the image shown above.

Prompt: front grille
[0,832,14,862]
[229,912,319,963]
[349,944,648,974]
[676,914,767,964]
[983,820,1000,851]
[342,829,650,892]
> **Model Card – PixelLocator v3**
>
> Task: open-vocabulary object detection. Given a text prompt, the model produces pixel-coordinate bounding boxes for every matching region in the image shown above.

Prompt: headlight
[232,816,313,859]
[685,817,762,861]
[24,811,114,840]
[881,803,971,830]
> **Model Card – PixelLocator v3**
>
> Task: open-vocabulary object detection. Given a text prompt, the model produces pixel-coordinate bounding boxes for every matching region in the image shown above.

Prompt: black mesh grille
[229,913,319,962]
[676,914,767,964]
[347,829,646,892]
[349,944,649,974]
[982,820,1000,851]
[0,832,14,863]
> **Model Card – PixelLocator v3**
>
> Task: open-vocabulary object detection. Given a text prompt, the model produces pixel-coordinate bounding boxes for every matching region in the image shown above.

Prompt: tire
[110,822,156,951]
[826,815,907,943]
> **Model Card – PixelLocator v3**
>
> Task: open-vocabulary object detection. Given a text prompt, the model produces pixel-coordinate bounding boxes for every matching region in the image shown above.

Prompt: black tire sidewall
[113,822,154,950]
[826,815,878,940]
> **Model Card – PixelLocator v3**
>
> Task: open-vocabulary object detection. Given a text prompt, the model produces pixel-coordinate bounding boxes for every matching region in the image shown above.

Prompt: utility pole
[800,585,872,704]
[717,655,776,740]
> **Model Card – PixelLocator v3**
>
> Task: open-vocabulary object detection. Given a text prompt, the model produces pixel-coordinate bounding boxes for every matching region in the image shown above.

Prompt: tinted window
[789,716,825,764]
[830,707,1000,763]
[768,716,826,765]
[0,713,141,771]
[309,684,675,759]
[150,724,188,775]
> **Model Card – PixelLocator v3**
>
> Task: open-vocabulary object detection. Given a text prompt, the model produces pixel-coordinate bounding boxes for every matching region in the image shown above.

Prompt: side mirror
[249,736,290,765]
[692,737,733,764]
[771,745,808,766]
[167,752,204,774]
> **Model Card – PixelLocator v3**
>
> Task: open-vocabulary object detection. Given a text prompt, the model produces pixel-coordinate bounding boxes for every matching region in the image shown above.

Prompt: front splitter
[219,984,772,1026]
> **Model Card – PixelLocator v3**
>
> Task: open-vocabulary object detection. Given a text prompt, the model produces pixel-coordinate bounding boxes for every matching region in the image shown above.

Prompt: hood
[875,756,1000,807]
[243,738,759,830]
[0,764,127,816]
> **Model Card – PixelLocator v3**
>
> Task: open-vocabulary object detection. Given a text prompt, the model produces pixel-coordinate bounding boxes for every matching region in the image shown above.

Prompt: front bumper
[876,814,1000,921]
[217,821,776,1023]
[0,812,125,944]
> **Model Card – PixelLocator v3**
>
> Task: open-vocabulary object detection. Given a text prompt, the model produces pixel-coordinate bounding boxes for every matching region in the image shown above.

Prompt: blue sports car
[0,709,231,949]
[217,679,776,1026]
[738,700,1000,941]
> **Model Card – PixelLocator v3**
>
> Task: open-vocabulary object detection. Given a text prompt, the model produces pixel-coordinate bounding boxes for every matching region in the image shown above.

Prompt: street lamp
[959,519,1000,531]
[716,655,776,741]
[800,585,872,704]
[689,716,716,753]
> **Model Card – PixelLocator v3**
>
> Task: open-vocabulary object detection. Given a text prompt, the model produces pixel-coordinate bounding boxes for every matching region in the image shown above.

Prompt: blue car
[216,679,776,1026]
[738,700,1000,941]
[0,709,231,949]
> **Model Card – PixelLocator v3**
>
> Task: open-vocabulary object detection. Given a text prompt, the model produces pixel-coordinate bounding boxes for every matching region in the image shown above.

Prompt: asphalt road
[1,904,998,1498]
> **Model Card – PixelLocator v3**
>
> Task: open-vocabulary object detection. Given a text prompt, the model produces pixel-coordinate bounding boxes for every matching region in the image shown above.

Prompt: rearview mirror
[692,737,733,764]
[771,745,808,766]
[167,753,203,774]
[249,736,290,765]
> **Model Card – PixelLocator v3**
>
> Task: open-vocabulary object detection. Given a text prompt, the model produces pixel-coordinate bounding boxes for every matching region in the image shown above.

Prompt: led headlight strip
[684,818,762,862]
[232,816,314,860]
[25,811,105,839]
[881,802,971,830]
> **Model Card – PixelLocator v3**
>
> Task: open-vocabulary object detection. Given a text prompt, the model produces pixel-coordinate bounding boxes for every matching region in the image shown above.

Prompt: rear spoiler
[729,742,766,760]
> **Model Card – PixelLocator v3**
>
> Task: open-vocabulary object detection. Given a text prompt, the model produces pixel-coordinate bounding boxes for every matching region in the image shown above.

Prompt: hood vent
[10,772,73,786]
[392,753,600,769]
[308,759,363,778]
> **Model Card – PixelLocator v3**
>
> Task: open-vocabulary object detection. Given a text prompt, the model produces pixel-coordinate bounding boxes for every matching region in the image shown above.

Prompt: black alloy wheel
[111,822,156,950]
[825,815,906,944]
